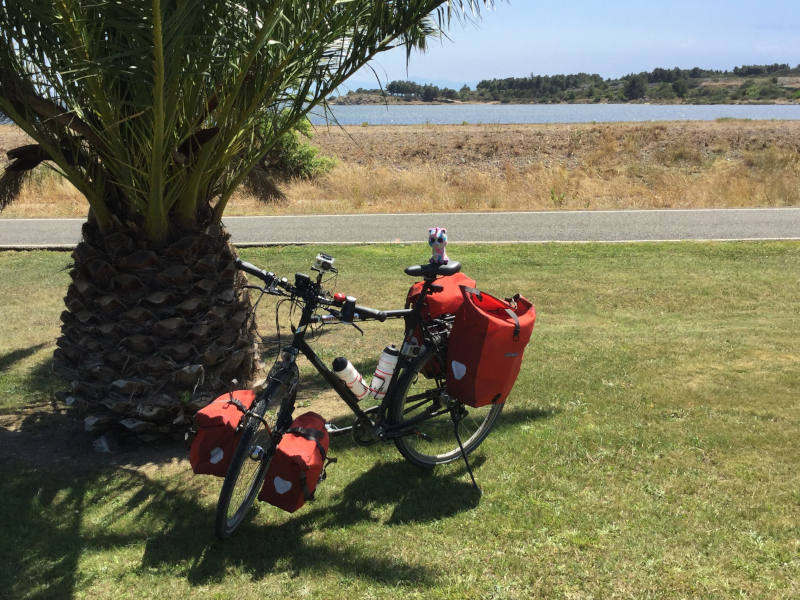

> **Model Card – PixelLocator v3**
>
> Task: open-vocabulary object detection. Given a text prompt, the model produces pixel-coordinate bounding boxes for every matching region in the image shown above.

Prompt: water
[308,103,800,126]
[6,103,800,128]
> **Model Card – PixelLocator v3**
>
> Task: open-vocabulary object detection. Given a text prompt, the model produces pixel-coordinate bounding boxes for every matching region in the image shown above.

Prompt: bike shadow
[141,456,487,586]
[326,405,558,453]
[326,458,485,525]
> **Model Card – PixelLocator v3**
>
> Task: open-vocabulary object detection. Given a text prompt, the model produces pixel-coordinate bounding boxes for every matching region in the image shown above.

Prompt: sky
[346,0,800,90]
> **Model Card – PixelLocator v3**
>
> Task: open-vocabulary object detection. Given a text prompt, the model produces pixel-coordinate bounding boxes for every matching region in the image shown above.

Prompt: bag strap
[462,286,483,301]
[287,426,328,462]
[286,426,337,500]
[504,308,521,341]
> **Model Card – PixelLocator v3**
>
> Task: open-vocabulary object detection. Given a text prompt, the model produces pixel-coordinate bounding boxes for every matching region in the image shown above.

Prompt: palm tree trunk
[53,220,258,441]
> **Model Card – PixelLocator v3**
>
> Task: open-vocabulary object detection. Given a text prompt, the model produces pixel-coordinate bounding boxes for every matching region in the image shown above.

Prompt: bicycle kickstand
[451,408,481,495]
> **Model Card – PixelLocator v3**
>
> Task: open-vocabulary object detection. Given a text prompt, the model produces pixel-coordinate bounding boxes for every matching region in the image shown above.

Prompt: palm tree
[0,1,492,442]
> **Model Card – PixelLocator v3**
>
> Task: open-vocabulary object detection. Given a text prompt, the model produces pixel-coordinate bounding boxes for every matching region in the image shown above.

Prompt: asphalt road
[1,208,798,249]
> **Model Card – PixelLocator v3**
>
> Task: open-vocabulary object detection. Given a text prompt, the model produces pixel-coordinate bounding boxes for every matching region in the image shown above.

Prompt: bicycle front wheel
[390,347,503,468]
[215,399,274,539]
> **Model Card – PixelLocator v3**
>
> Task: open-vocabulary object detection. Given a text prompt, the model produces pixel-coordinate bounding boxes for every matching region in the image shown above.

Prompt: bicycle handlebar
[352,303,387,322]
[236,257,411,323]
[236,259,275,286]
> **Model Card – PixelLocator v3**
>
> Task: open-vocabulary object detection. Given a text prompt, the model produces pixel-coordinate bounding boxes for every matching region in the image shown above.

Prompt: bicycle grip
[355,305,387,322]
[235,258,275,285]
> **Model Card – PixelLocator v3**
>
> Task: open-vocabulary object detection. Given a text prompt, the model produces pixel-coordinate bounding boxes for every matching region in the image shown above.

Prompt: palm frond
[0,1,495,241]
[0,167,30,211]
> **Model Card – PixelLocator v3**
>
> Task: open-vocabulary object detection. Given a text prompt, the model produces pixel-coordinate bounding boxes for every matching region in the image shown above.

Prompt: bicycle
[215,253,503,539]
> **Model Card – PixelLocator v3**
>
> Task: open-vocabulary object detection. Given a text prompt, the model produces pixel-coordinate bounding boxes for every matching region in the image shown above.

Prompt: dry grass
[3,120,800,217]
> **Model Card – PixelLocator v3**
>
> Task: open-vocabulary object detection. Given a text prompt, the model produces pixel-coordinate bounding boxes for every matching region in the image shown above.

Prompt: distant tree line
[339,63,800,104]
[385,80,459,100]
[476,73,604,96]
[470,63,800,104]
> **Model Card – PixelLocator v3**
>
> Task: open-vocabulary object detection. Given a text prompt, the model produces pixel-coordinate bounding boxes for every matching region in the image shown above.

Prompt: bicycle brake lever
[349,321,364,336]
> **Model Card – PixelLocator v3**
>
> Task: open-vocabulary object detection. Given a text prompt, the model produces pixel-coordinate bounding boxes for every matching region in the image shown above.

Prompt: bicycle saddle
[404,261,461,278]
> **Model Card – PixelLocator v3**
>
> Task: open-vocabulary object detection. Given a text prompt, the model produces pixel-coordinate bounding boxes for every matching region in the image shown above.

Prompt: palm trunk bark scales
[53,221,259,441]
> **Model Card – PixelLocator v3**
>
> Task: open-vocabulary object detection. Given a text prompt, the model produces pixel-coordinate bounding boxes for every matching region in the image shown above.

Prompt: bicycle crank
[351,416,380,446]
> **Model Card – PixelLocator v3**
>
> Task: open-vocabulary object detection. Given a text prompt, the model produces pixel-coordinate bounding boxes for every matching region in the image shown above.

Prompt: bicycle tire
[390,347,503,468]
[214,399,274,539]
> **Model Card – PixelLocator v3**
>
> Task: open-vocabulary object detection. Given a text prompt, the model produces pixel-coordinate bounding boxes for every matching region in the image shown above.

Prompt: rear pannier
[190,390,256,476]
[258,412,331,513]
[405,272,477,320]
[406,272,477,378]
[446,287,535,407]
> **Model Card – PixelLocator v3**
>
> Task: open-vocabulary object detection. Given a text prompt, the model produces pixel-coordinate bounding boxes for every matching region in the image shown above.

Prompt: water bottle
[332,357,370,401]
[369,345,400,400]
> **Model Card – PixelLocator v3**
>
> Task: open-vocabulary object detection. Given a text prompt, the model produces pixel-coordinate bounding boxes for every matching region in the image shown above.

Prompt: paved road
[1,208,798,249]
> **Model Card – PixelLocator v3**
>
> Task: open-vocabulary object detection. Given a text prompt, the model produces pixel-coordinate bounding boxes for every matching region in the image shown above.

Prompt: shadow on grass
[1,386,556,597]
[141,410,558,585]
[0,446,454,596]
[0,460,193,600]
[0,342,51,372]
[327,405,558,454]
[0,456,440,597]
[138,458,483,586]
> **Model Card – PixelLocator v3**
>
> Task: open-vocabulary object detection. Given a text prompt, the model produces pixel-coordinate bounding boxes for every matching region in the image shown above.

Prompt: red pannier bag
[190,390,256,476]
[406,272,477,378]
[405,272,477,320]
[447,287,535,407]
[258,412,330,513]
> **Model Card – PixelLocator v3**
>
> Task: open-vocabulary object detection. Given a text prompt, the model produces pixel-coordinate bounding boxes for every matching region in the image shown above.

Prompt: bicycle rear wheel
[215,399,274,539]
[390,347,503,468]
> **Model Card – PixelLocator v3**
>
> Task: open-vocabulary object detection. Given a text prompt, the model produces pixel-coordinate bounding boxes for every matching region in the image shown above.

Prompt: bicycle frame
[255,268,446,443]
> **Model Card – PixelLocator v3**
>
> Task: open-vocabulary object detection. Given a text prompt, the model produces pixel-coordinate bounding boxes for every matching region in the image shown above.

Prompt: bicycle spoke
[215,403,274,539]
[390,348,503,467]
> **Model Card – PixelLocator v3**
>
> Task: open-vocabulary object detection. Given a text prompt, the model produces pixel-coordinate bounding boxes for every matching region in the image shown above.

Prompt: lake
[308,103,800,126]
[5,103,800,128]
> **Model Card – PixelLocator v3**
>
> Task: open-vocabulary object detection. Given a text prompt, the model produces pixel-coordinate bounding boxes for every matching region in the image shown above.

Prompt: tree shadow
[0,342,50,372]
[142,408,561,584]
[1,445,439,597]
[1,378,559,597]
[0,459,196,599]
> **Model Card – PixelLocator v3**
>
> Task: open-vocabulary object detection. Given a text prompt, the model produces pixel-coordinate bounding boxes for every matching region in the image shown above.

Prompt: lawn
[0,242,798,599]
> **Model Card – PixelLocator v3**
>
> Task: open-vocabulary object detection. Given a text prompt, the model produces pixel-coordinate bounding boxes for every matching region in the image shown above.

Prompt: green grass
[1,242,799,599]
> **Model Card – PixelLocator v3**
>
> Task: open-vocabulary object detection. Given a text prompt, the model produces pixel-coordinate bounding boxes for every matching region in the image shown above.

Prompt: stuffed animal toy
[428,227,449,264]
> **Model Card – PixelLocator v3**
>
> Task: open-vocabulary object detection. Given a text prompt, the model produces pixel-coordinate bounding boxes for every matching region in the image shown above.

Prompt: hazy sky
[349,0,800,88]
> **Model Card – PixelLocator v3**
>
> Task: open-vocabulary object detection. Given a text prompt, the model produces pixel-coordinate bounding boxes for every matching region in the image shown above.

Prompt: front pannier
[190,390,256,476]
[258,412,331,513]
[447,287,535,407]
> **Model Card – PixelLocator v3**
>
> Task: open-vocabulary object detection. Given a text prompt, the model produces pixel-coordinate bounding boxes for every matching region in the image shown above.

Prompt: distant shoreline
[329,95,800,107]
